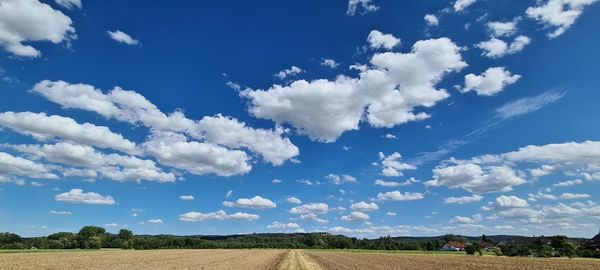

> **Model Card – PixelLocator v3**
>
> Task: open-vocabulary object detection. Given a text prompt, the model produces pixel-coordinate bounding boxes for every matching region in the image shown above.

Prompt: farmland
[2,249,600,270]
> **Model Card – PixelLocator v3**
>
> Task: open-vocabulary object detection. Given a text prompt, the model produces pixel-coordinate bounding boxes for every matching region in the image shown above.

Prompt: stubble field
[1,249,599,270]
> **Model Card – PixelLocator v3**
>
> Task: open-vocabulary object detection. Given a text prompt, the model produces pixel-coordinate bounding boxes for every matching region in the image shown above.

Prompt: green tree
[77,226,106,249]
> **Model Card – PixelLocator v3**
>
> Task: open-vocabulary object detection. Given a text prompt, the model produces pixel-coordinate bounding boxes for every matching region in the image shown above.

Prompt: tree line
[1,227,598,259]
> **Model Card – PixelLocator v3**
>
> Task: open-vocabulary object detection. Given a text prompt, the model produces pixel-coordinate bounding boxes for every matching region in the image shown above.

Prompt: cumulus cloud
[223,196,276,209]
[267,221,301,230]
[290,203,328,215]
[285,197,302,204]
[526,0,598,38]
[487,18,519,37]
[179,195,194,200]
[241,37,466,142]
[495,195,529,208]
[367,30,401,50]
[424,14,439,26]
[0,0,75,57]
[326,174,358,185]
[553,179,583,187]
[427,140,600,194]
[147,219,163,224]
[378,152,417,177]
[461,67,521,96]
[0,151,58,181]
[107,30,139,45]
[0,111,136,153]
[444,194,483,204]
[33,80,299,171]
[476,35,531,58]
[4,141,175,183]
[54,0,81,10]
[425,163,526,193]
[179,210,259,222]
[376,191,424,201]
[55,189,115,205]
[274,66,303,80]
[321,58,339,69]
[340,211,370,222]
[453,0,476,12]
[347,0,378,16]
[449,215,474,224]
[350,201,379,212]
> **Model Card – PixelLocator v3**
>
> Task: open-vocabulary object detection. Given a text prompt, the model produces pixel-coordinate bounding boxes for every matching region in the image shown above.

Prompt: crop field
[1,249,600,270]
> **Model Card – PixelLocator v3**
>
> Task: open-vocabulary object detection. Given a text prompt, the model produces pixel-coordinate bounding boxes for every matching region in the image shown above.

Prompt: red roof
[447,241,466,248]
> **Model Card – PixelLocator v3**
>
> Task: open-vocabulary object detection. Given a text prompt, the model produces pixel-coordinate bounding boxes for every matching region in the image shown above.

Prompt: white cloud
[274,66,303,79]
[382,177,419,187]
[0,0,75,57]
[147,219,163,224]
[5,141,175,183]
[453,0,476,12]
[553,179,583,187]
[560,193,590,199]
[495,195,529,208]
[347,0,379,16]
[55,189,115,205]
[107,30,139,45]
[378,152,417,177]
[487,18,519,37]
[443,194,483,204]
[0,111,136,153]
[428,140,600,194]
[321,58,339,69]
[290,203,328,214]
[461,67,521,96]
[425,163,526,193]
[424,14,439,26]
[222,195,276,209]
[241,37,466,142]
[350,201,379,212]
[476,35,531,58]
[286,197,302,204]
[340,211,370,222]
[376,191,424,201]
[267,221,301,229]
[449,215,474,224]
[179,210,259,222]
[179,195,194,201]
[225,81,241,91]
[143,131,251,177]
[526,0,598,38]
[272,179,282,184]
[196,114,299,166]
[384,133,397,139]
[367,30,401,50]
[495,90,565,120]
[326,174,358,185]
[386,212,397,216]
[54,0,81,9]
[49,210,71,215]
[226,190,233,198]
[0,151,58,180]
[33,80,299,168]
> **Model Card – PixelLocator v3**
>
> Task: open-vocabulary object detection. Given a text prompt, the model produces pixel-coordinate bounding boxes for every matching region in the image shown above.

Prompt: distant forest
[1,226,599,259]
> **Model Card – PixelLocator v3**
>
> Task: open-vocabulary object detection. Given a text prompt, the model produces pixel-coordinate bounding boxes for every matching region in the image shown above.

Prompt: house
[441,241,466,251]
[584,231,600,250]
[478,242,496,252]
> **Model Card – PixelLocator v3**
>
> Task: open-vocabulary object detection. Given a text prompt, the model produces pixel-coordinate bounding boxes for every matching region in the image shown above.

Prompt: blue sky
[1,0,599,238]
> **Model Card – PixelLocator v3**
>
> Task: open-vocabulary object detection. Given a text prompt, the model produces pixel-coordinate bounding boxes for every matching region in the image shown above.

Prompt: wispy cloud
[410,90,565,165]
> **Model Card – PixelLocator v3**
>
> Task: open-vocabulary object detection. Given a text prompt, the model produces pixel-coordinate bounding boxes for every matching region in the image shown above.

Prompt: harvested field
[0,249,287,270]
[2,249,600,270]
[304,250,600,270]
